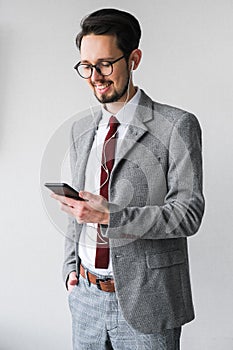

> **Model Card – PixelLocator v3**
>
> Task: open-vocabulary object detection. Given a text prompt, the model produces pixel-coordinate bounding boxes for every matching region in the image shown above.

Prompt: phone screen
[44,183,85,201]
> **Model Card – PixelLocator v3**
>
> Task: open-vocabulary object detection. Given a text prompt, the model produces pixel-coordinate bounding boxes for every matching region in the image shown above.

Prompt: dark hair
[76,8,141,58]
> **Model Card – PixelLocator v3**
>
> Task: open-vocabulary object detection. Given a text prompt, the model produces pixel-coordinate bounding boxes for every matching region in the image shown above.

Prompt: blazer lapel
[73,110,102,190]
[114,90,154,169]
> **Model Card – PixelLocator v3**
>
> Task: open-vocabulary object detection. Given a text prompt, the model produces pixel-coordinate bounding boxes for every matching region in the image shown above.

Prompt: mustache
[91,80,113,86]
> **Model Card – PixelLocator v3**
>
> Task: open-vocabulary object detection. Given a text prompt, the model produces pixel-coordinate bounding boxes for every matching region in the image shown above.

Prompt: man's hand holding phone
[51,190,110,225]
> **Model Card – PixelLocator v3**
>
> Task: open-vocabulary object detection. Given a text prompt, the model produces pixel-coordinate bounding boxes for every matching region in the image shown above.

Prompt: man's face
[80,34,130,104]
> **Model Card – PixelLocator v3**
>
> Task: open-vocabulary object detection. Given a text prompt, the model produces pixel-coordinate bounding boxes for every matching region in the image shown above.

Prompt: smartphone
[44,183,86,201]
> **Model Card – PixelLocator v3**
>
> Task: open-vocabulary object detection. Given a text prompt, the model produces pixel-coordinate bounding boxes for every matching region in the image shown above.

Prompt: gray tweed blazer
[63,89,205,333]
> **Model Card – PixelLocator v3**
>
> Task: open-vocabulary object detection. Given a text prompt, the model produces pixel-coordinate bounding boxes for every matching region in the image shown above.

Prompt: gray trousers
[68,274,181,350]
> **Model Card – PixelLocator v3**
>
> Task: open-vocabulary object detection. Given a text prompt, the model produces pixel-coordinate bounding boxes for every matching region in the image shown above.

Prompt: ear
[129,49,142,71]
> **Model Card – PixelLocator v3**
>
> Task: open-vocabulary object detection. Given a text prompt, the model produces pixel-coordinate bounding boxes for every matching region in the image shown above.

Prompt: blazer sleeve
[107,113,205,240]
[62,123,78,284]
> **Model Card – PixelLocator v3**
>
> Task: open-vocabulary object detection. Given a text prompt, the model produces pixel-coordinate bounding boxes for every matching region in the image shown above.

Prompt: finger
[82,193,108,212]
[51,193,67,204]
[52,193,76,208]
[69,271,77,280]
[60,203,74,215]
[79,191,95,201]
[79,192,103,209]
[69,277,78,285]
[64,197,78,207]
[50,193,60,200]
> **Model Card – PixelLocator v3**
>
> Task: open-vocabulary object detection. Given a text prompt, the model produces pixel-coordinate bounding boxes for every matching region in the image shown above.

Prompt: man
[52,8,205,350]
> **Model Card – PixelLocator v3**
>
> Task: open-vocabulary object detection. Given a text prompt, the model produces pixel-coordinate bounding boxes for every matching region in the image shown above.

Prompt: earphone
[131,61,135,71]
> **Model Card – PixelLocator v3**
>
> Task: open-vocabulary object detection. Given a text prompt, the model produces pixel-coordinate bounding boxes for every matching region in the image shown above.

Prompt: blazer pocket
[146,250,184,269]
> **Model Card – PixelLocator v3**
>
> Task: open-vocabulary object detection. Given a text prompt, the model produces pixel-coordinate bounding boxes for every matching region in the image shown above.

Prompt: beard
[93,74,130,104]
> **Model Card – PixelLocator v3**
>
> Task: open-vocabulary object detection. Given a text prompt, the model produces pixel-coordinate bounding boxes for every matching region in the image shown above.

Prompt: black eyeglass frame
[74,55,125,79]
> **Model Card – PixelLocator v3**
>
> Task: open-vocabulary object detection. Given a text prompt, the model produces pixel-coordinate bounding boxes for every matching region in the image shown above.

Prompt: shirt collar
[100,88,141,128]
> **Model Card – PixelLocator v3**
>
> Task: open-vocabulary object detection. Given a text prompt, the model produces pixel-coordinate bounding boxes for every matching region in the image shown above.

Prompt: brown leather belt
[80,264,115,293]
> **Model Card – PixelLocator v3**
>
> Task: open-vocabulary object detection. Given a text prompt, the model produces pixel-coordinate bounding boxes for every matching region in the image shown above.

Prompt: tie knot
[109,116,120,130]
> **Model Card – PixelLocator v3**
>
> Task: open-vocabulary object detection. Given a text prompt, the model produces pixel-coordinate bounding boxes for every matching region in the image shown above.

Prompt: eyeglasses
[74,55,125,79]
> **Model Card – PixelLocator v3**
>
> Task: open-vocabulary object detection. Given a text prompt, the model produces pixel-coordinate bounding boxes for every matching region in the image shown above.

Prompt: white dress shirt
[78,88,141,276]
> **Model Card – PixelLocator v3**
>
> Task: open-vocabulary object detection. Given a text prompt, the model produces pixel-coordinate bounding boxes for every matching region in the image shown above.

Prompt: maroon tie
[95,116,120,268]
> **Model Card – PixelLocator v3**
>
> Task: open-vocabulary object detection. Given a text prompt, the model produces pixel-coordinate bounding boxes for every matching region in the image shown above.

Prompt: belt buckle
[96,277,111,291]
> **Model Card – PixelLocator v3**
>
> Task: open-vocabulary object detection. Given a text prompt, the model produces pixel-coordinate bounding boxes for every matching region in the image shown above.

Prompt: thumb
[69,272,78,285]
[79,190,93,201]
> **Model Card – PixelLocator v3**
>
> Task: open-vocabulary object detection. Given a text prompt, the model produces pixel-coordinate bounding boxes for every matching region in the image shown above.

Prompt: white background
[1,0,233,349]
